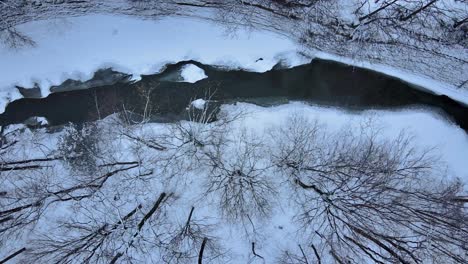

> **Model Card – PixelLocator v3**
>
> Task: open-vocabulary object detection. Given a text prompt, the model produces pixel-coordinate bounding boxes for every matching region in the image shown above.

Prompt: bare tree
[0,159,141,242]
[271,114,468,263]
[202,129,276,222]
[57,122,103,175]
[26,193,225,263]
[162,206,224,264]
[0,27,36,49]
[0,126,60,242]
[277,243,317,264]
[3,97,467,263]
[143,94,244,183]
[27,192,172,263]
[126,95,274,224]
[1,111,228,263]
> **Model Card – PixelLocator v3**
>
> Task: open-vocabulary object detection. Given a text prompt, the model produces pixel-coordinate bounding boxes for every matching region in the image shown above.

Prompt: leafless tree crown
[1,99,467,263]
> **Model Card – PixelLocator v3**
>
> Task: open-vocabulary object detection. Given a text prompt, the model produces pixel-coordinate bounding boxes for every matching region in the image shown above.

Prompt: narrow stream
[1,59,467,132]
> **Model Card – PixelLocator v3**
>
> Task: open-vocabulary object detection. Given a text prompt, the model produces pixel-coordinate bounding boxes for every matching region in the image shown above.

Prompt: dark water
[1,59,467,132]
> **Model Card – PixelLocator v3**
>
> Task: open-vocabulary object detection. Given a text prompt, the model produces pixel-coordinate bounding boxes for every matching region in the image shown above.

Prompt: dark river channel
[1,59,467,132]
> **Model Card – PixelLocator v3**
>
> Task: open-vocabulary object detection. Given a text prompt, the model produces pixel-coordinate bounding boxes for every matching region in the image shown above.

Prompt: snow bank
[190,98,206,110]
[179,64,207,83]
[2,13,466,114]
[36,116,48,126]
[312,51,468,106]
[2,12,467,117]
[0,14,305,113]
[2,101,467,262]
[0,88,21,115]
[223,102,468,182]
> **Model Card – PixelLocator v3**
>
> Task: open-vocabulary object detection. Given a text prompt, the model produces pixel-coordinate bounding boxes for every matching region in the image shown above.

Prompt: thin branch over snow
[1,99,467,263]
[272,114,468,263]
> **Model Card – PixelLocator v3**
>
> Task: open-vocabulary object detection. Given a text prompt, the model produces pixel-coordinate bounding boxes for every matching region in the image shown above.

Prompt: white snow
[224,102,468,182]
[1,13,467,113]
[218,102,468,261]
[0,14,305,112]
[36,116,48,126]
[179,64,207,83]
[1,102,467,263]
[190,98,206,110]
[0,88,21,115]
[0,6,467,262]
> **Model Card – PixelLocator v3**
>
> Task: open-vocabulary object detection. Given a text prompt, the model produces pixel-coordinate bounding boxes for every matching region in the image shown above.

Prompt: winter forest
[0,1,467,263]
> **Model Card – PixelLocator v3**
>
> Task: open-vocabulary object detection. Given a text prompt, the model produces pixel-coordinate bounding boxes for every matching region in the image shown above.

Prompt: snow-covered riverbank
[1,101,467,263]
[0,14,305,112]
[1,14,467,113]
[1,2,467,262]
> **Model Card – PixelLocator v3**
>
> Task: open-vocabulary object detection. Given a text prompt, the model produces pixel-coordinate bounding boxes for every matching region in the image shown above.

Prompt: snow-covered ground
[231,102,468,182]
[0,14,306,113]
[1,102,467,263]
[180,64,208,83]
[1,14,467,113]
[227,103,468,262]
[1,4,467,262]
[190,98,207,110]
